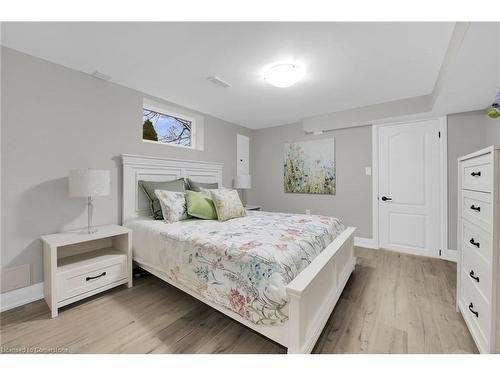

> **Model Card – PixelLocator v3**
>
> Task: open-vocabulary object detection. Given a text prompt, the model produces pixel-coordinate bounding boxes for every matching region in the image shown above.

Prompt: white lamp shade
[69,169,110,197]
[234,174,252,189]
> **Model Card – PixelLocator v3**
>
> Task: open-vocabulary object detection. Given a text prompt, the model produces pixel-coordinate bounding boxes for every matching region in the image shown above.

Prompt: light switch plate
[365,167,372,176]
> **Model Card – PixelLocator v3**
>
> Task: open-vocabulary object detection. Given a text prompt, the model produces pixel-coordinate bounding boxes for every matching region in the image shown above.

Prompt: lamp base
[85,196,98,235]
[85,226,98,234]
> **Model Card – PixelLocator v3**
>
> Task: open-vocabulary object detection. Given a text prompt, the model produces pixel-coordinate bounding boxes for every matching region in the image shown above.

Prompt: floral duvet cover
[133,211,345,325]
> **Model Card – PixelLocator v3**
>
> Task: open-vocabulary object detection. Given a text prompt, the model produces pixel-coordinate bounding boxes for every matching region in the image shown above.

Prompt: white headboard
[121,154,223,223]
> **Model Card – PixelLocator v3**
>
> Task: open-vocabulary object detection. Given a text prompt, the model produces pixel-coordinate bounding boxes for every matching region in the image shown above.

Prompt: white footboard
[285,226,356,353]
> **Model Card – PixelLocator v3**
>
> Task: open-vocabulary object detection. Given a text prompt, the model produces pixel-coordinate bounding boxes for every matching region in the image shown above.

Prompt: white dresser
[457,145,500,354]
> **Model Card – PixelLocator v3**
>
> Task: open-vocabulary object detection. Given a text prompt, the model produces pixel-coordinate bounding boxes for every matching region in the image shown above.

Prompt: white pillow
[154,189,188,223]
[210,188,246,221]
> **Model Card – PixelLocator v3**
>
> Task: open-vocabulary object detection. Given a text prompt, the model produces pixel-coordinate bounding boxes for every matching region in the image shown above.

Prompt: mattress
[127,210,344,325]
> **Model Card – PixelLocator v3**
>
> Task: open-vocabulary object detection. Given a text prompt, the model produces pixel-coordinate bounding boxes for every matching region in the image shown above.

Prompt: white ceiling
[1,22,455,129]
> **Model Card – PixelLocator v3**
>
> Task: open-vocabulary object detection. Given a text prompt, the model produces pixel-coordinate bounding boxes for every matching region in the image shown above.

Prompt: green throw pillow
[139,179,185,220]
[187,178,219,192]
[185,190,218,220]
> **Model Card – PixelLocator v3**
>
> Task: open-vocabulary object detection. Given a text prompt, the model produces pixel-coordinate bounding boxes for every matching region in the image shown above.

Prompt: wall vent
[207,76,232,88]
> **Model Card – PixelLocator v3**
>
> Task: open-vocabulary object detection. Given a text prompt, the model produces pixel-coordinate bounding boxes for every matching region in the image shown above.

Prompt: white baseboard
[354,237,379,249]
[1,282,44,312]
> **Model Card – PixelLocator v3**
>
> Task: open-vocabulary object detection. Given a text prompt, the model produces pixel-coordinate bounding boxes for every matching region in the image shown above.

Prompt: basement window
[143,103,196,149]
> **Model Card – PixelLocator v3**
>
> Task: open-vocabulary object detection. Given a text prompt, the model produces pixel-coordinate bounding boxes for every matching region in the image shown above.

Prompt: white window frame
[143,102,197,150]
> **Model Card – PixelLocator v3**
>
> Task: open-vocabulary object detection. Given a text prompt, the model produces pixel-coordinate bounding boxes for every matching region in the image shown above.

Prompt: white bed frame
[121,154,356,353]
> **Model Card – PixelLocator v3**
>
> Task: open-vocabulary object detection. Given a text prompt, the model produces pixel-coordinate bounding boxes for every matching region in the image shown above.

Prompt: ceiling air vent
[207,76,232,88]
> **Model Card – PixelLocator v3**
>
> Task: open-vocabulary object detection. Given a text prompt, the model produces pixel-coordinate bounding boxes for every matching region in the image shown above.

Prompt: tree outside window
[143,108,193,147]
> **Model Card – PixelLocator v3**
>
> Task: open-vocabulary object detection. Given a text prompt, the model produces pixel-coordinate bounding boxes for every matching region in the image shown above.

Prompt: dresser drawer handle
[469,238,480,248]
[86,272,107,281]
[469,270,480,282]
[470,205,481,212]
[470,171,481,177]
[468,303,479,318]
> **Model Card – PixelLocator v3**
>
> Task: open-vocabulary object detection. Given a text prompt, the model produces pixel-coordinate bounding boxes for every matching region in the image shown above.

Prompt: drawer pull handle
[469,238,480,248]
[470,171,481,177]
[470,205,481,212]
[86,272,106,281]
[468,303,479,318]
[469,270,480,282]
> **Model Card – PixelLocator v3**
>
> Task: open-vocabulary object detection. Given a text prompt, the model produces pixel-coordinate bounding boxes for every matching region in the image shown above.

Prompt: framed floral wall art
[284,138,336,195]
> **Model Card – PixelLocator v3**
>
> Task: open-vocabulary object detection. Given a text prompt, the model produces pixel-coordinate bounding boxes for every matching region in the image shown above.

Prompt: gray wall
[247,123,372,238]
[249,110,500,247]
[1,47,254,287]
[447,110,500,250]
[2,46,498,290]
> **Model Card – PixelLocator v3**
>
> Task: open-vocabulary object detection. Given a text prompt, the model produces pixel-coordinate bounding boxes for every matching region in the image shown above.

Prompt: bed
[122,154,356,353]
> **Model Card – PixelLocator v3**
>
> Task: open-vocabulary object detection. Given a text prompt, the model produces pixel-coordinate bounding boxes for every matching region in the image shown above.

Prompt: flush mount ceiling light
[263,62,305,88]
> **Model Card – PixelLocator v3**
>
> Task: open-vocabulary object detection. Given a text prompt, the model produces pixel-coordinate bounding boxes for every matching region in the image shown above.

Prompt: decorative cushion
[210,189,246,221]
[154,190,188,223]
[139,179,185,220]
[198,187,213,197]
[187,178,218,192]
[185,190,218,220]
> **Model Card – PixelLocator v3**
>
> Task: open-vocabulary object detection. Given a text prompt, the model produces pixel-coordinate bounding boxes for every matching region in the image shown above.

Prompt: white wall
[1,47,254,288]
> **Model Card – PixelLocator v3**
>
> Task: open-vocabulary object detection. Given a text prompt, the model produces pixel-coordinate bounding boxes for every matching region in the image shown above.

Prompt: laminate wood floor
[0,248,478,354]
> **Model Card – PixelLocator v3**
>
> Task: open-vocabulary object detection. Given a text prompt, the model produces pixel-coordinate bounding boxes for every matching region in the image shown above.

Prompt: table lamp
[234,174,252,206]
[69,169,110,234]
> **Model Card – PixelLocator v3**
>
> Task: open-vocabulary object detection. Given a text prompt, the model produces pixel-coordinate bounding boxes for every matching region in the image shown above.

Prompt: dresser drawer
[462,153,493,193]
[462,241,492,303]
[461,190,492,231]
[462,218,493,263]
[461,270,491,347]
[57,251,127,302]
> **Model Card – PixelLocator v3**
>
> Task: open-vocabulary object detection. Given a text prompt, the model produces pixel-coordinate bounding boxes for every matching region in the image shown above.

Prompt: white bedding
[126,211,344,325]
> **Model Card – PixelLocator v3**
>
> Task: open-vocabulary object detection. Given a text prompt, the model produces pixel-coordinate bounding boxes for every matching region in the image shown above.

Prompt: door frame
[372,116,449,260]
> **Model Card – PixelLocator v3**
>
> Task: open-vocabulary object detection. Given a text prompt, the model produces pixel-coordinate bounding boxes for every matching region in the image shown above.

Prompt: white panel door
[378,119,441,257]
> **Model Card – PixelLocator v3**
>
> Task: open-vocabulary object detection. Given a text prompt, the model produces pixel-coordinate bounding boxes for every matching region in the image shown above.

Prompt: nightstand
[41,224,132,318]
[245,205,261,211]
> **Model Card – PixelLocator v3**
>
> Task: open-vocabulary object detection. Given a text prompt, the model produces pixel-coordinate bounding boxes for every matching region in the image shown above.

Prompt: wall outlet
[305,209,311,215]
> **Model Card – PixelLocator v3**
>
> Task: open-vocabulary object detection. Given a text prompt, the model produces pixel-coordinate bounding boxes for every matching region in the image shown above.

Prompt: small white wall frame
[237,134,250,175]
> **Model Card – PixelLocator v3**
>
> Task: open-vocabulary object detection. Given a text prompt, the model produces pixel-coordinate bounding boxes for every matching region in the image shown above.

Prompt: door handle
[470,205,481,212]
[86,272,106,282]
[468,303,479,318]
[469,270,480,282]
[470,171,481,177]
[381,196,392,201]
[469,238,480,248]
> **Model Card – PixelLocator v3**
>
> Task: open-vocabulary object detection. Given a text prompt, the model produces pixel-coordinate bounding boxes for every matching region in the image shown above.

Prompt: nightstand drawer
[57,250,127,302]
